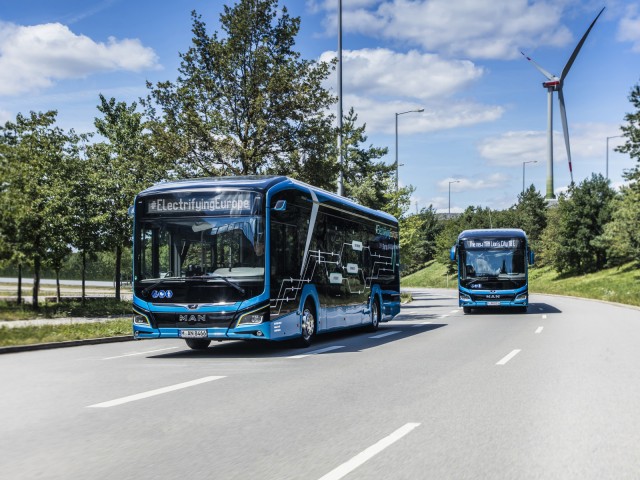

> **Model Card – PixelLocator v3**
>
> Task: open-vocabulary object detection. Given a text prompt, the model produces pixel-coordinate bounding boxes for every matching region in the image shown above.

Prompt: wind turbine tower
[521,7,605,200]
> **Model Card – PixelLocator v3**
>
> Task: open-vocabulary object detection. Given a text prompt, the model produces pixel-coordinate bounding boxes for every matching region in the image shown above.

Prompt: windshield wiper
[187,275,245,295]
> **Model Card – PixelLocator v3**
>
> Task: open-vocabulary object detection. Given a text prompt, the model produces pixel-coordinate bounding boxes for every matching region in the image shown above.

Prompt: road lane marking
[542,314,547,319]
[535,326,544,334]
[103,347,178,360]
[287,345,344,359]
[318,423,421,480]
[450,309,459,314]
[370,331,400,339]
[496,349,521,365]
[87,376,225,408]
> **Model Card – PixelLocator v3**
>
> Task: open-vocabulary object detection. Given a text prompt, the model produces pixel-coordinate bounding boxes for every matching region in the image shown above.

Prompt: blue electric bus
[450,228,534,313]
[131,176,400,349]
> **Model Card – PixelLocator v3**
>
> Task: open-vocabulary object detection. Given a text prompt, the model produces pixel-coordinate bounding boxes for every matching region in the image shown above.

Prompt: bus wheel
[185,338,211,350]
[463,307,472,314]
[366,298,380,332]
[297,303,316,348]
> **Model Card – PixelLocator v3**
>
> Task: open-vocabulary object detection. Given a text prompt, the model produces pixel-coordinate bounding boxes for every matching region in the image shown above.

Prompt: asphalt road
[2,289,640,479]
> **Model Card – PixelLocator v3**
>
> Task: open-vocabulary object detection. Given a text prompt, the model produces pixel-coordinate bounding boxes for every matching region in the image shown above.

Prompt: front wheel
[185,338,211,350]
[296,303,316,348]
[463,307,472,314]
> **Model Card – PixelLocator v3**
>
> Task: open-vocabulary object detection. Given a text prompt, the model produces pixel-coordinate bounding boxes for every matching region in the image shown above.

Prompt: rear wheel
[185,338,211,350]
[366,298,380,332]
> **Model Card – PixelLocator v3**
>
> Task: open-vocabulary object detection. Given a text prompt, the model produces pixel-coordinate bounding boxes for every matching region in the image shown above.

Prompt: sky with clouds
[1,0,639,213]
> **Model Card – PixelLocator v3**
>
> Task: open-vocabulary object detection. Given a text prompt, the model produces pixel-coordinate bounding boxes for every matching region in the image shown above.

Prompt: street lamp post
[522,160,538,195]
[395,108,424,194]
[448,180,460,216]
[336,0,344,196]
[606,135,622,180]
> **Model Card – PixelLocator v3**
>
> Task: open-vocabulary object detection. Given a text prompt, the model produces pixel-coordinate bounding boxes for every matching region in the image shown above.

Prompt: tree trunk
[56,268,61,302]
[115,245,122,301]
[81,250,87,306]
[17,262,22,306]
[32,255,40,310]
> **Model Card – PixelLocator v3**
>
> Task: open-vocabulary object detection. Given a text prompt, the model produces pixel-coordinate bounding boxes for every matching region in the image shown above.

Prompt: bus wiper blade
[187,275,245,295]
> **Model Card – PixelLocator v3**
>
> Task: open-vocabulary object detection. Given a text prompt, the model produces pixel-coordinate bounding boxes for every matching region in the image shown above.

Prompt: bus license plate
[487,301,500,306]
[179,329,208,338]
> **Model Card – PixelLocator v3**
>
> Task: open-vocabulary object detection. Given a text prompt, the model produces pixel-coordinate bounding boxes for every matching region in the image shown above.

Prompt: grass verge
[0,318,132,347]
[0,298,132,321]
[402,260,640,308]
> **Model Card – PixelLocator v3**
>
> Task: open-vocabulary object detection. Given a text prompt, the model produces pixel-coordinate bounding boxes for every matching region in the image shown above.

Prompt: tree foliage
[144,0,336,182]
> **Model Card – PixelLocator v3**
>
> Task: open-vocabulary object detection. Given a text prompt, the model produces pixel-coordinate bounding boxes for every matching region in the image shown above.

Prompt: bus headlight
[237,308,267,326]
[133,311,150,326]
[515,293,528,302]
[460,293,471,302]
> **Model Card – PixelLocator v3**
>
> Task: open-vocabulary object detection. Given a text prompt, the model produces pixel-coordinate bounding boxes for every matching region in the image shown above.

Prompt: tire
[463,307,472,314]
[296,302,316,348]
[185,338,211,350]
[366,297,380,332]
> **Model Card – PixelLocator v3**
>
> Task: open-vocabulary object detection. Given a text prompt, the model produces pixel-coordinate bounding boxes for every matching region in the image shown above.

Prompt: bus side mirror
[450,246,456,261]
[274,200,287,211]
[529,250,535,265]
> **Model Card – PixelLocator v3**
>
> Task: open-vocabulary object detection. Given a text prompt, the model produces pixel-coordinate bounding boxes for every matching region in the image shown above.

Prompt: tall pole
[522,160,537,195]
[395,108,424,197]
[448,180,460,216]
[336,0,344,196]
[606,135,622,180]
[546,87,555,199]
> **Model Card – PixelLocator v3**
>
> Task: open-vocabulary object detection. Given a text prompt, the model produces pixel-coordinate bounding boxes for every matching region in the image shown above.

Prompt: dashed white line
[496,349,521,365]
[542,314,547,319]
[412,321,433,327]
[287,345,345,359]
[87,376,225,408]
[318,423,421,480]
[103,347,178,360]
[450,309,460,314]
[370,331,400,339]
[535,326,544,334]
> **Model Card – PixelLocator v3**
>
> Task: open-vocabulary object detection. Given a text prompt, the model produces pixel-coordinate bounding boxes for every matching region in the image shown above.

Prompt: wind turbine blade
[520,51,556,80]
[560,7,605,81]
[558,88,574,184]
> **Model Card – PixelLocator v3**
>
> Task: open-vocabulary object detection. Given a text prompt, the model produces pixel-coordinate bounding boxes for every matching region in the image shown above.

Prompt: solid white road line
[318,423,421,480]
[496,349,521,365]
[103,347,178,360]
[287,345,345,359]
[370,331,400,339]
[535,326,544,334]
[87,376,225,408]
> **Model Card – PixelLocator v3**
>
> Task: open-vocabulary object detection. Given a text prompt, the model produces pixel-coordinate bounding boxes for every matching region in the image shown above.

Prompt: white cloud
[0,21,160,96]
[320,47,504,133]
[316,0,572,60]
[617,5,640,52]
[478,123,628,168]
[320,48,484,100]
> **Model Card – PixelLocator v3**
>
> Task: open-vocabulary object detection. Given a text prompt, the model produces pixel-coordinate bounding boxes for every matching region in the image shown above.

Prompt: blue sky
[1,0,639,213]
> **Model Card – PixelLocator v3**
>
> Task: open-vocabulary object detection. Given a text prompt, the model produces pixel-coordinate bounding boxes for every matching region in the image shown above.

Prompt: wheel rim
[302,308,315,340]
[371,301,379,327]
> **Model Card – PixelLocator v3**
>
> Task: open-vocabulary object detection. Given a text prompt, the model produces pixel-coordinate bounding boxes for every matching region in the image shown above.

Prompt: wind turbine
[521,7,605,199]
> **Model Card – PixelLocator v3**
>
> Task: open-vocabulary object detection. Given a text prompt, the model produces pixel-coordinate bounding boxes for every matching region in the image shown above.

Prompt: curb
[0,335,134,355]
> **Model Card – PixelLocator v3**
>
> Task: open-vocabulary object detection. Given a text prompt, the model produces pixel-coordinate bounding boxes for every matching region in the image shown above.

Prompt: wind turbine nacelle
[542,80,560,89]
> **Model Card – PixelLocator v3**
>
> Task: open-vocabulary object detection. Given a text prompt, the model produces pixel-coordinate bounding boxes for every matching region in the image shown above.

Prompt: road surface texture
[1,289,639,479]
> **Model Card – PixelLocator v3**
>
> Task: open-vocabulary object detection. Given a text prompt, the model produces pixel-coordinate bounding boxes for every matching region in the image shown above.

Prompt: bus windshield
[134,215,265,302]
[459,246,526,290]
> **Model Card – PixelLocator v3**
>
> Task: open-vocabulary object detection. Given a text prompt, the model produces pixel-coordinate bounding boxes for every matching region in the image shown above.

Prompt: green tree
[541,174,616,273]
[0,111,73,307]
[513,186,547,252]
[144,0,336,182]
[400,206,442,275]
[93,95,166,300]
[617,82,640,184]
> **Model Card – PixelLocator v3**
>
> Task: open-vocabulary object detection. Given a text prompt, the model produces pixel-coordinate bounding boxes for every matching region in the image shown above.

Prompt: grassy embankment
[401,260,640,308]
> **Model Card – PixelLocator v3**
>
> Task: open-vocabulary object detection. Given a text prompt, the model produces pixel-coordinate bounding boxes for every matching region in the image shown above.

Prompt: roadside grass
[402,260,640,308]
[0,298,132,321]
[0,319,132,347]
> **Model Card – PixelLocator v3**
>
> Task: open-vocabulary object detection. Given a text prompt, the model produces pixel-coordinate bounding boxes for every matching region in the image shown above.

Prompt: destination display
[144,192,261,216]
[464,238,522,249]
